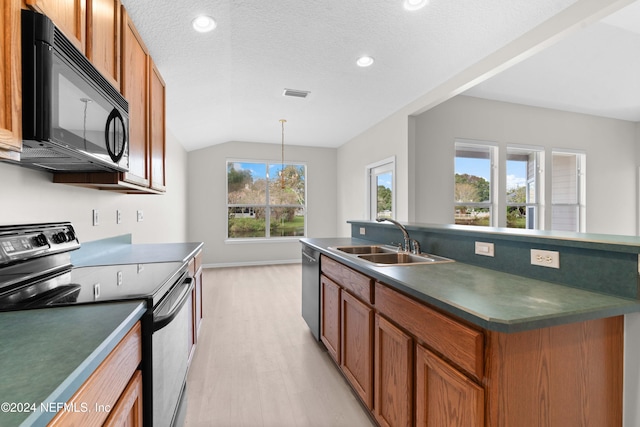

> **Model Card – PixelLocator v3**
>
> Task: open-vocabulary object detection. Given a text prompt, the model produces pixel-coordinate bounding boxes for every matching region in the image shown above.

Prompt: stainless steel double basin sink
[329,245,454,266]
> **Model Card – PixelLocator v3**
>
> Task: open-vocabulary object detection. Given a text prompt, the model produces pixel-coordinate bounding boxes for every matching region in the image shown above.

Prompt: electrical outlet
[137,210,144,222]
[116,210,122,224]
[530,249,560,269]
[93,209,99,226]
[360,227,366,235]
[475,241,494,257]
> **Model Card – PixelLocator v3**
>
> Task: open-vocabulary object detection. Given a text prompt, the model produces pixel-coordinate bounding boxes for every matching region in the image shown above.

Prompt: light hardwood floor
[184,264,375,427]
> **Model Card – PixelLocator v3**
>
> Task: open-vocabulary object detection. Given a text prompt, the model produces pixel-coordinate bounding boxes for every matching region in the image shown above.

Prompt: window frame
[226,159,307,242]
[366,156,396,220]
[551,150,586,232]
[505,145,544,230]
[454,140,498,227]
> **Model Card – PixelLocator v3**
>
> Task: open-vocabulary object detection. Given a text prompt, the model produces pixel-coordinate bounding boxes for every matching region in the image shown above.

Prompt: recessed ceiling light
[403,0,429,11]
[192,15,217,33]
[356,56,374,67]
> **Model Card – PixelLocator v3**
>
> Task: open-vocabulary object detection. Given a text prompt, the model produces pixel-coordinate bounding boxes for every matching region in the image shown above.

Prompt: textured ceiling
[465,1,640,121]
[120,0,580,151]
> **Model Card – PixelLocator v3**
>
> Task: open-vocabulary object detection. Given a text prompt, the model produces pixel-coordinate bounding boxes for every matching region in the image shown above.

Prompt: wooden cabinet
[320,256,374,410]
[26,0,86,52]
[149,59,166,192]
[415,344,484,427]
[0,0,22,160]
[86,0,121,89]
[341,290,374,410]
[103,370,143,427]
[320,274,341,363]
[374,314,413,427]
[120,8,149,188]
[48,321,142,426]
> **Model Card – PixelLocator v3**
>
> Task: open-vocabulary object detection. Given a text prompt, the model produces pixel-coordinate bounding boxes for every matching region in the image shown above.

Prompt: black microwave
[19,10,129,173]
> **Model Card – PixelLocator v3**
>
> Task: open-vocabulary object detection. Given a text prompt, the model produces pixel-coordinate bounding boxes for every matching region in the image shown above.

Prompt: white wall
[186,141,337,267]
[413,95,638,235]
[0,129,189,243]
[336,111,411,236]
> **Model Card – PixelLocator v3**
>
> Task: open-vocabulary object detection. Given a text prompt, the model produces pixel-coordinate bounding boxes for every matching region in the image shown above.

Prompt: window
[367,157,395,220]
[454,142,496,226]
[551,151,585,232]
[506,146,543,229]
[227,160,306,239]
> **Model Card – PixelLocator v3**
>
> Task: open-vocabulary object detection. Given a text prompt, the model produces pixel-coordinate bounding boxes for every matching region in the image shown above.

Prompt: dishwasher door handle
[302,252,317,263]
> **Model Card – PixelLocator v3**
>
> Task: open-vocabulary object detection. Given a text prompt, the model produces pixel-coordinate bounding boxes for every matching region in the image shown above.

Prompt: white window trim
[365,156,396,220]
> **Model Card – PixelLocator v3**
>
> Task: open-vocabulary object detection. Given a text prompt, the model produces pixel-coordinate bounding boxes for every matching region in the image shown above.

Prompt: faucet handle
[410,239,421,255]
[390,242,403,252]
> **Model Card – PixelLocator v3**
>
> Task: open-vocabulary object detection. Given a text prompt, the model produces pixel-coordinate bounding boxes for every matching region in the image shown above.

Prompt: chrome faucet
[376,218,421,254]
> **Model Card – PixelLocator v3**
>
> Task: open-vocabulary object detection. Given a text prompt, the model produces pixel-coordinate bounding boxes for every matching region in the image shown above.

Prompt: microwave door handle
[153,276,194,332]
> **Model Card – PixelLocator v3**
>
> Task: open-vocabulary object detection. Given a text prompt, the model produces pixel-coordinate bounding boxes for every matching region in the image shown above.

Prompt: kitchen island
[302,235,640,427]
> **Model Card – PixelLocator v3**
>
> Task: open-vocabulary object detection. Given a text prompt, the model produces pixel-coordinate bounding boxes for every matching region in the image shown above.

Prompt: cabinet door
[149,59,166,192]
[121,8,149,187]
[87,0,121,89]
[103,370,143,427]
[415,344,484,427]
[374,314,413,427]
[0,0,22,157]
[320,274,341,363]
[26,0,86,52]
[341,290,374,410]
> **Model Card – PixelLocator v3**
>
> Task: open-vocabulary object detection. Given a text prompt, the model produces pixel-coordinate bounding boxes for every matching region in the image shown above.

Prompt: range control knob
[54,232,68,243]
[66,230,76,242]
[33,233,48,247]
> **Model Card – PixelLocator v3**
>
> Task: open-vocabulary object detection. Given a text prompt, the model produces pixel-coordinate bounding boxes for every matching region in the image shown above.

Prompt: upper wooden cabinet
[0,0,22,160]
[120,8,149,188]
[86,0,121,90]
[149,59,166,192]
[26,0,86,52]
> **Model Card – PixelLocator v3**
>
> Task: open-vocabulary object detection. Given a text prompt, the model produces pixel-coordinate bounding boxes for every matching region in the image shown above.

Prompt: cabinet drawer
[375,283,484,380]
[321,255,373,304]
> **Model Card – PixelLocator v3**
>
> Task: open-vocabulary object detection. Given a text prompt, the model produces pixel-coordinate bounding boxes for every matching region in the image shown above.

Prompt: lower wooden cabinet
[374,314,413,427]
[321,274,341,363]
[103,370,143,427]
[341,290,374,410]
[415,344,484,427]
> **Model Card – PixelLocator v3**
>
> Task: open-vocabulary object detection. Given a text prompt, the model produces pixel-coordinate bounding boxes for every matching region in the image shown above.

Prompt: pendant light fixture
[280,119,287,189]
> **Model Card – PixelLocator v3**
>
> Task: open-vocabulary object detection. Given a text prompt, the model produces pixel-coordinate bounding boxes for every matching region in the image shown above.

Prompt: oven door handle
[153,276,194,332]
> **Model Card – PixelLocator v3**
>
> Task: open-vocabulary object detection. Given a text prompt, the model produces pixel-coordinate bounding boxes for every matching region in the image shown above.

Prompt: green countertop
[301,237,640,333]
[0,301,146,427]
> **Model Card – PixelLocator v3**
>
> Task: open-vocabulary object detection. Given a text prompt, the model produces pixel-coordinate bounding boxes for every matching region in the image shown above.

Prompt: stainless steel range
[0,222,193,427]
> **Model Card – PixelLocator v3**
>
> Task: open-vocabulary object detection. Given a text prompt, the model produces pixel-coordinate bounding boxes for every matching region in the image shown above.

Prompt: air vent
[283,88,311,98]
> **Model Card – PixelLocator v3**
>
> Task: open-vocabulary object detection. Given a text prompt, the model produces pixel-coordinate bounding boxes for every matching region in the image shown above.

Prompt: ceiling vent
[283,88,310,98]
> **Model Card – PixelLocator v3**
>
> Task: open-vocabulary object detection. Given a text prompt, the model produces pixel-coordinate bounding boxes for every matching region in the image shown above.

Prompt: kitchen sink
[331,245,397,254]
[329,245,453,266]
[357,252,453,265]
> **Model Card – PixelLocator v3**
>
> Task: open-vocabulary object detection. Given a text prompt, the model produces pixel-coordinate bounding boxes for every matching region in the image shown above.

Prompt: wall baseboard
[203,259,302,269]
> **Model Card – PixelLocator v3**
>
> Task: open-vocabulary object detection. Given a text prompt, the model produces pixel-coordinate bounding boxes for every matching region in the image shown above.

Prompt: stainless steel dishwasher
[301,245,320,340]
